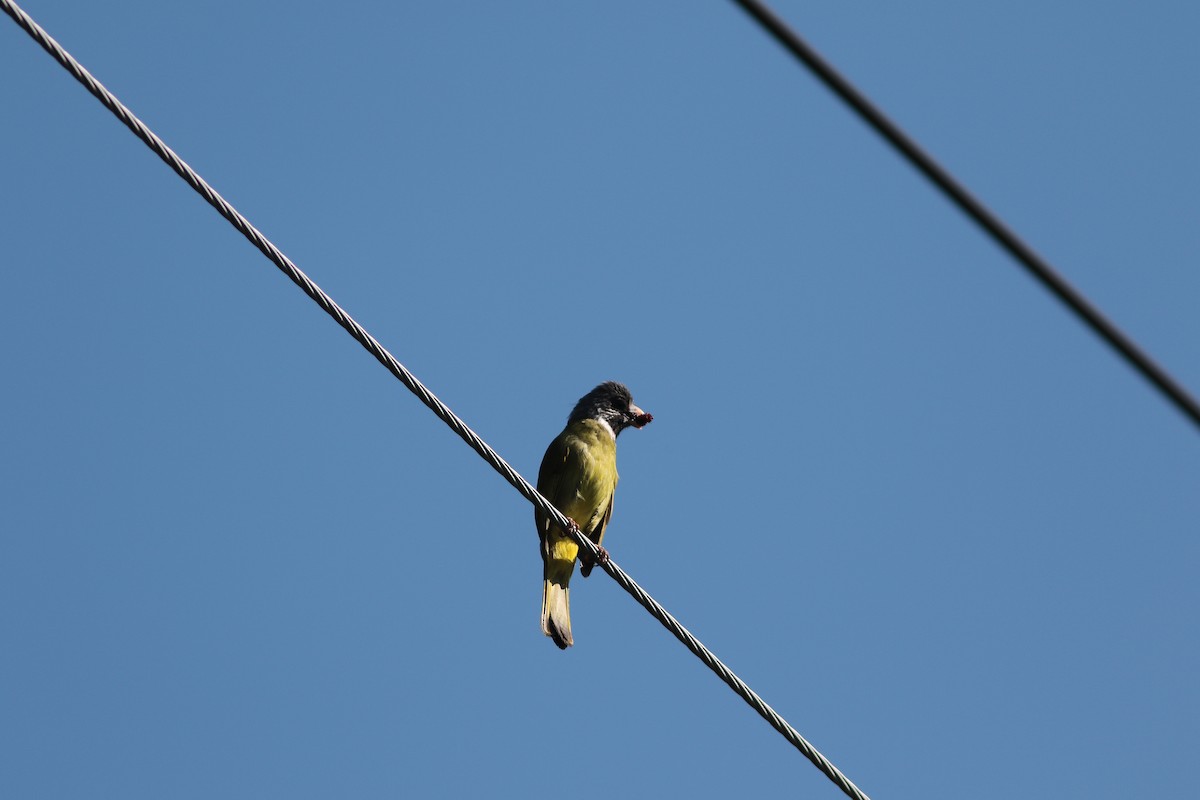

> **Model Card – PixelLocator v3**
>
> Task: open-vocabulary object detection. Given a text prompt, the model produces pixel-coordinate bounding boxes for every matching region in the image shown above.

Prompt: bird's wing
[535,434,582,543]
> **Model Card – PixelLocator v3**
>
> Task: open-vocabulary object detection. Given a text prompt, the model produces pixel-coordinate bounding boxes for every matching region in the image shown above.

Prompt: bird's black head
[568,381,653,437]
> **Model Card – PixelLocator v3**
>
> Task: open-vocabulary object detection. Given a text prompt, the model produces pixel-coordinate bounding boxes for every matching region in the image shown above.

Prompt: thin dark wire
[1,2,869,797]
[730,0,1200,431]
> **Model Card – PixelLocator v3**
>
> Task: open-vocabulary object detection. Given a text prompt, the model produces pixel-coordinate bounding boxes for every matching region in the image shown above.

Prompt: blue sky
[2,2,1197,797]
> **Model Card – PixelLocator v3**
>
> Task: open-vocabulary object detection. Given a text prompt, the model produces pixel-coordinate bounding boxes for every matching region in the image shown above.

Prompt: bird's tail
[541,578,573,649]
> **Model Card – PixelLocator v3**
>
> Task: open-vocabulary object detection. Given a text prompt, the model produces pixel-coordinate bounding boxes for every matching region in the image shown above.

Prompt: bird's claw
[595,546,610,566]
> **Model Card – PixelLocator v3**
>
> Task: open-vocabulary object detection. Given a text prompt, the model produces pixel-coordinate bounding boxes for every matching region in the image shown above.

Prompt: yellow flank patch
[550,534,579,563]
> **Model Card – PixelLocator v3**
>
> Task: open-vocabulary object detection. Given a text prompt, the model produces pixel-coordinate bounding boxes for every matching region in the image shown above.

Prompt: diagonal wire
[730,0,1200,432]
[0,2,870,798]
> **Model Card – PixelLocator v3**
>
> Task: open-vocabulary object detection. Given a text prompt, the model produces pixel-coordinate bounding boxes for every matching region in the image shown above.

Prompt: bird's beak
[628,404,653,428]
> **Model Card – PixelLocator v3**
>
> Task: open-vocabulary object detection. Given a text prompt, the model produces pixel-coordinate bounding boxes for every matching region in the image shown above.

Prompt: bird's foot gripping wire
[563,516,583,539]
[595,546,610,567]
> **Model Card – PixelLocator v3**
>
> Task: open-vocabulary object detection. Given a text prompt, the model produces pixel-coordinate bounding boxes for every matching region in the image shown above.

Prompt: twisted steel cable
[1,2,870,797]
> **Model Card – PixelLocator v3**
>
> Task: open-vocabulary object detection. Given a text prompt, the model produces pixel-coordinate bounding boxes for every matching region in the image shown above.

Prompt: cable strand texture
[1,2,869,798]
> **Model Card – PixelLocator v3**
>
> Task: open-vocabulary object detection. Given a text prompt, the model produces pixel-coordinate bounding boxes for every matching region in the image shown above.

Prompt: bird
[536,381,652,649]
